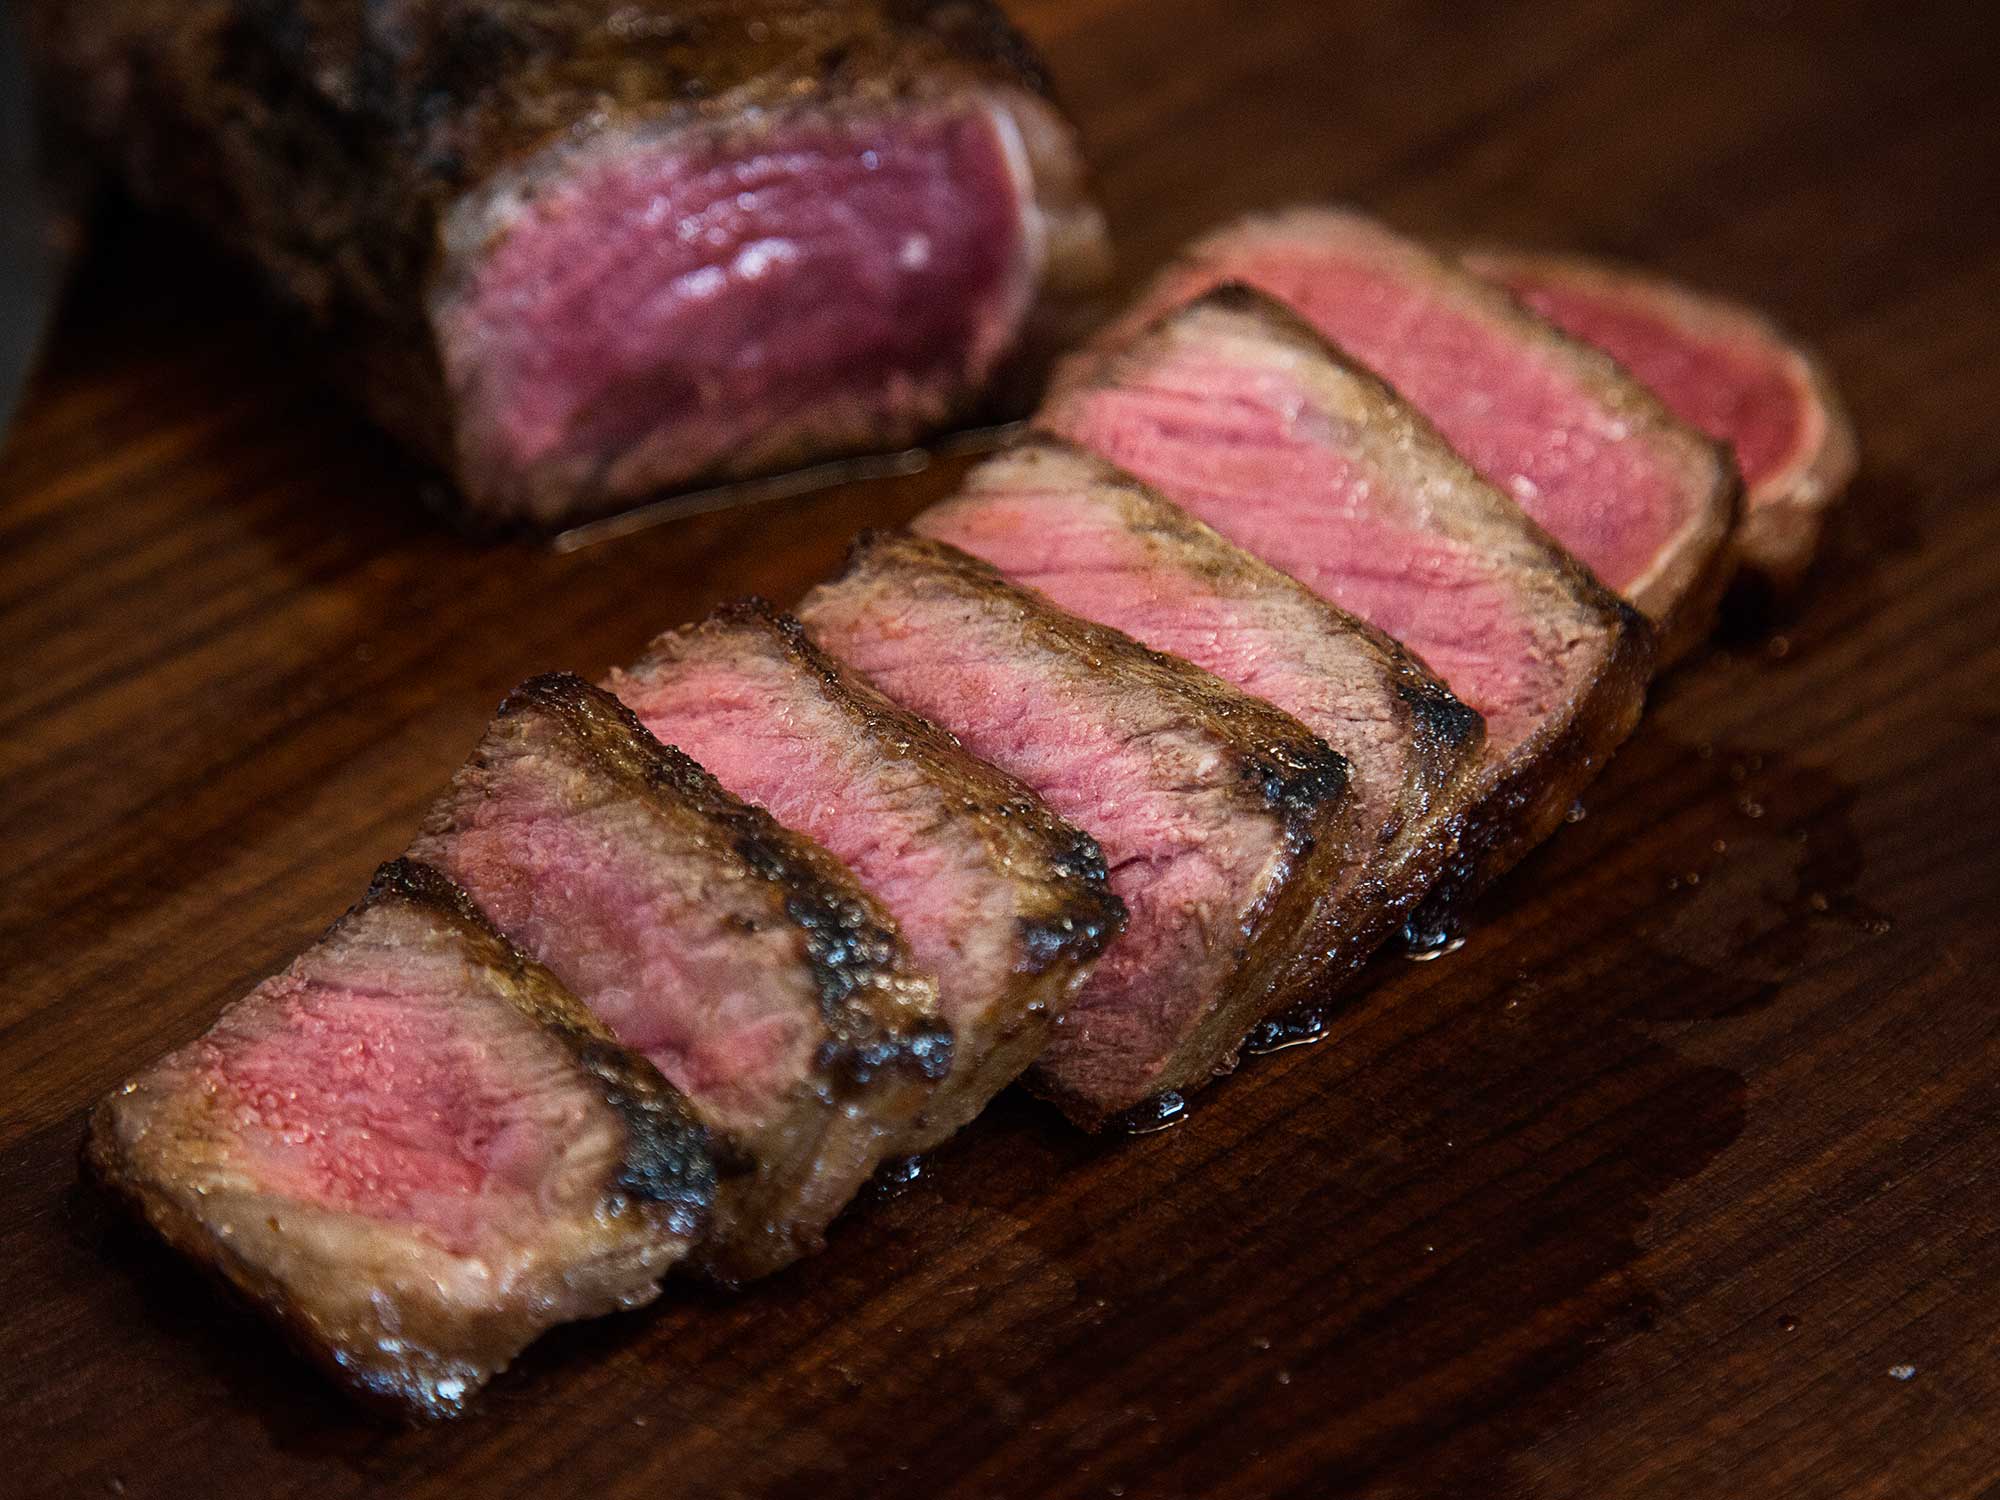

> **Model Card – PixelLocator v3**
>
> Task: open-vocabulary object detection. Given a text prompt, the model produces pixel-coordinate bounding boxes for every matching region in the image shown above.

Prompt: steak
[1040,287,1653,929]
[86,859,714,1421]
[916,438,1485,1008]
[407,673,949,1280]
[25,0,1110,523]
[605,601,1124,1150]
[1465,247,1858,591]
[1119,208,1738,662]
[798,532,1359,1128]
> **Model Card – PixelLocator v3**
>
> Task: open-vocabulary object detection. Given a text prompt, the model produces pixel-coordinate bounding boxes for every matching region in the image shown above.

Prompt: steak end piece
[916,438,1486,1009]
[1119,207,1738,662]
[800,531,1361,1128]
[1041,286,1653,929]
[86,859,714,1421]
[607,601,1125,1152]
[408,673,949,1281]
[1464,246,1859,592]
[28,0,1111,524]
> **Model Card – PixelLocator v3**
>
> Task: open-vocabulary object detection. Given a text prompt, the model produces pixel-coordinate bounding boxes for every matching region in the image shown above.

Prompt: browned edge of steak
[800,530,1363,1129]
[419,672,952,1281]
[915,436,1489,1030]
[616,599,1126,1152]
[83,858,715,1422]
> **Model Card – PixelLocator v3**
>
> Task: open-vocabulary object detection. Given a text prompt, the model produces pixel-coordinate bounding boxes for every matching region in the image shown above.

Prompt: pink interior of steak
[419,783,818,1137]
[917,470,1407,850]
[1138,222,1695,596]
[439,104,1036,505]
[186,924,621,1255]
[802,573,1290,1091]
[1043,340,1583,754]
[610,645,1019,1030]
[1484,266,1809,497]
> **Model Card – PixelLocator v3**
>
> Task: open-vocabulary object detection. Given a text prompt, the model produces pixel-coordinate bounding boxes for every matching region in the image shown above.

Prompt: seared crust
[417,673,951,1280]
[614,600,1125,1149]
[801,531,1362,1128]
[1463,245,1858,594]
[25,0,1109,514]
[85,859,714,1421]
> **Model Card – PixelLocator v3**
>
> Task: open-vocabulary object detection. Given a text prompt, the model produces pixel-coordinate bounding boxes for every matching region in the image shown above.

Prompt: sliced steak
[798,532,1359,1128]
[407,673,949,1280]
[1465,247,1858,591]
[916,438,1485,1010]
[605,601,1124,1150]
[26,1,1110,523]
[86,859,713,1421]
[1040,288,1652,929]
[1120,208,1738,661]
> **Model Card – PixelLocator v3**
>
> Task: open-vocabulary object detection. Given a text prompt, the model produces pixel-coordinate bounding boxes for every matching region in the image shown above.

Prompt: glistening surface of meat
[606,601,1125,1149]
[407,674,949,1281]
[1465,247,1858,591]
[799,532,1359,1127]
[1041,288,1652,928]
[916,439,1484,1006]
[1120,208,1737,661]
[25,0,1110,523]
[86,860,714,1422]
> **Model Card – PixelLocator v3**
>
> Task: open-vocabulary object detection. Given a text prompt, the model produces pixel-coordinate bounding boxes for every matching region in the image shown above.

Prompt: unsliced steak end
[436,89,1105,522]
[918,438,1485,1007]
[408,674,949,1280]
[799,532,1359,1128]
[1119,207,1738,662]
[86,859,713,1421]
[1464,247,1858,592]
[606,600,1124,1150]
[1042,287,1652,929]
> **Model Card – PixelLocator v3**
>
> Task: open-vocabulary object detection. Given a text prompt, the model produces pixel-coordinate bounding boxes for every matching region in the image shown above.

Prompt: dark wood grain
[3,1,1997,1495]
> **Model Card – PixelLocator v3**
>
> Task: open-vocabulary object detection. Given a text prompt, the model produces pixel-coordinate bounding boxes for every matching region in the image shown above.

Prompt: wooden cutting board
[3,1,1995,1494]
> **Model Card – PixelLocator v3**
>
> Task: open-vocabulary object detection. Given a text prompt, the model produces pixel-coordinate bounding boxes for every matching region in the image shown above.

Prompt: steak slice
[1120,207,1738,661]
[798,532,1359,1128]
[1464,247,1858,591]
[407,673,949,1281]
[27,0,1110,523]
[1040,288,1653,929]
[86,859,713,1421]
[605,601,1125,1150]
[916,438,1485,1009]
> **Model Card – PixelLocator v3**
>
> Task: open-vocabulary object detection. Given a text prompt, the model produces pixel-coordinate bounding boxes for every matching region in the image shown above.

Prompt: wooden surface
[3,1,1997,1495]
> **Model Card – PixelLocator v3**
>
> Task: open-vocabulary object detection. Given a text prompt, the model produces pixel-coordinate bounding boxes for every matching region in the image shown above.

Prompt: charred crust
[1239,737,1351,828]
[497,672,952,1096]
[1396,677,1485,761]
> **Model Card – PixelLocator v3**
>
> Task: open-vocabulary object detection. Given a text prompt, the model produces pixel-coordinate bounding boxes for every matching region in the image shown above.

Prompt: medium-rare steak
[916,438,1485,1007]
[1465,247,1858,592]
[407,673,950,1280]
[798,532,1360,1128]
[25,0,1110,523]
[1119,208,1738,662]
[1040,288,1653,930]
[606,601,1125,1150]
[86,859,714,1421]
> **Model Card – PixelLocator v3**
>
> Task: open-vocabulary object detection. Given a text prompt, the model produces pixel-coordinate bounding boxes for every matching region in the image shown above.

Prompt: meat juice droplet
[1245,1008,1330,1055]
[1400,915,1468,960]
[1115,1091,1189,1135]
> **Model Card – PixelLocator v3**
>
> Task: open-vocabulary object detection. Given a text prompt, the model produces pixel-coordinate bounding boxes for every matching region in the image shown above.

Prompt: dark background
[3,1,1997,1496]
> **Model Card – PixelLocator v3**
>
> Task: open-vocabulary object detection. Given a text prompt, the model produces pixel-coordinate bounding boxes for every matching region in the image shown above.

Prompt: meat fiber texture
[26,0,1112,523]
[1119,207,1738,663]
[86,860,715,1422]
[798,532,1360,1128]
[407,673,950,1281]
[917,438,1486,1015]
[1040,287,1653,931]
[606,601,1126,1152]
[1465,247,1858,592]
